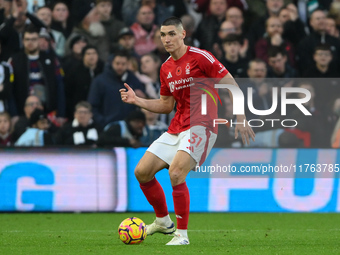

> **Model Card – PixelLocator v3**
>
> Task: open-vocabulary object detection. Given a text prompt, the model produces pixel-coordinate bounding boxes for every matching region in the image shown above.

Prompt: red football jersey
[160,46,229,134]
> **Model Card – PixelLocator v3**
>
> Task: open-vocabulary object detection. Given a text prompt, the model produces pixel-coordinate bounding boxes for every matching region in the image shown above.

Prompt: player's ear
[182,29,186,40]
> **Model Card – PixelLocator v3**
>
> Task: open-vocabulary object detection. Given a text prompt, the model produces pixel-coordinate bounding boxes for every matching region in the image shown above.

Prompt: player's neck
[171,45,188,61]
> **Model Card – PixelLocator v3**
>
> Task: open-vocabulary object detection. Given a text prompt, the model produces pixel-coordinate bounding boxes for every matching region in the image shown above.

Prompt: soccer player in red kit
[120,17,255,245]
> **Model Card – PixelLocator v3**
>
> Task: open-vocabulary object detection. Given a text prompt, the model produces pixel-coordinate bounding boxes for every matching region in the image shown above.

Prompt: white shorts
[147,125,217,167]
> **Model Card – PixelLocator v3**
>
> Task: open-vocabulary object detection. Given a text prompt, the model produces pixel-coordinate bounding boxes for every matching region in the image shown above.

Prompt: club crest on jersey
[176,66,182,76]
[185,63,190,74]
[167,72,172,79]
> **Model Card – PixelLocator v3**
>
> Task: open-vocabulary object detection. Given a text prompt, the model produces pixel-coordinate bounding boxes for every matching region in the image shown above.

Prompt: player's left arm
[219,72,255,145]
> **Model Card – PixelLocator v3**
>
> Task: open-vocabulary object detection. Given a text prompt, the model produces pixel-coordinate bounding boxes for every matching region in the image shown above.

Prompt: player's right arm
[120,83,175,114]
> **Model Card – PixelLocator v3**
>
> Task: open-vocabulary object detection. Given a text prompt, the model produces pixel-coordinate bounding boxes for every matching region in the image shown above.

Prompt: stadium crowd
[0,0,339,148]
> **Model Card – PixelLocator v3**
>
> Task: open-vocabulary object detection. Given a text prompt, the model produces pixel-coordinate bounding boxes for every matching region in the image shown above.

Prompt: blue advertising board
[127,148,340,212]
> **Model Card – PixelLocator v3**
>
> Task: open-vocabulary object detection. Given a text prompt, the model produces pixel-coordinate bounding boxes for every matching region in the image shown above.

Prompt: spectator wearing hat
[65,0,110,61]
[97,110,146,148]
[10,25,66,123]
[115,27,139,60]
[61,35,88,75]
[130,5,158,57]
[38,27,53,53]
[96,0,125,53]
[64,45,104,119]
[15,108,53,146]
[54,101,99,146]
[87,50,145,129]
[36,6,66,57]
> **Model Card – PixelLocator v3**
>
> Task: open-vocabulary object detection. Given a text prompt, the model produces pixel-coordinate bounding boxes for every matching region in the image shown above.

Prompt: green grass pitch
[1,213,339,255]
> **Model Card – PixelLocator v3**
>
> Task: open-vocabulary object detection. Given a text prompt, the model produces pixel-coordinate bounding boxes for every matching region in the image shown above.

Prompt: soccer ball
[118,217,147,244]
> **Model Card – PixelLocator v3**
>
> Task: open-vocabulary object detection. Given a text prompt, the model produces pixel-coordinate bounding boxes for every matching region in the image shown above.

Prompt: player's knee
[169,168,185,186]
[134,166,151,183]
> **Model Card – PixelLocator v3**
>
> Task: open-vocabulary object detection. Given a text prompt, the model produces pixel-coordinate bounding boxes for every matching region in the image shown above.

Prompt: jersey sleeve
[160,65,172,96]
[197,49,229,80]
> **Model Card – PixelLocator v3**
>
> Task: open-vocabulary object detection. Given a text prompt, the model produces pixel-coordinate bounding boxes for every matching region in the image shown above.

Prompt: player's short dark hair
[24,24,40,36]
[268,46,287,58]
[222,34,242,45]
[313,44,332,54]
[161,16,183,27]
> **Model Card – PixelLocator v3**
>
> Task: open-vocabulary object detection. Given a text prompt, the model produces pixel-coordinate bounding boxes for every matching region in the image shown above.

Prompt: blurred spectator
[241,59,271,120]
[116,27,139,60]
[255,16,295,67]
[152,27,169,63]
[214,92,236,148]
[64,45,104,119]
[226,6,245,37]
[140,108,168,146]
[247,0,284,57]
[0,51,14,113]
[303,44,338,78]
[61,35,88,75]
[331,98,340,148]
[87,50,145,129]
[36,5,66,57]
[288,82,328,148]
[329,1,340,27]
[0,111,12,146]
[51,1,73,39]
[181,14,200,48]
[66,0,110,61]
[10,25,66,120]
[140,53,161,99]
[297,9,340,73]
[220,34,248,78]
[130,5,158,57]
[15,108,53,146]
[212,20,236,59]
[122,0,172,26]
[325,16,339,39]
[183,0,203,31]
[97,110,146,148]
[267,46,297,78]
[54,101,99,146]
[0,0,47,61]
[11,95,43,143]
[195,0,228,52]
[38,27,53,52]
[279,4,306,47]
[96,0,125,54]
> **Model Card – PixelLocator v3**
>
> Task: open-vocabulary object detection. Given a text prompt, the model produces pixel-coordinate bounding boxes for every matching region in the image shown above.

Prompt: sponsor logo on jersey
[167,72,172,79]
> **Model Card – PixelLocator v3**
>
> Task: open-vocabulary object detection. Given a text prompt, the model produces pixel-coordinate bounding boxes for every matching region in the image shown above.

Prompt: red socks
[139,178,169,217]
[140,179,190,230]
[172,182,190,229]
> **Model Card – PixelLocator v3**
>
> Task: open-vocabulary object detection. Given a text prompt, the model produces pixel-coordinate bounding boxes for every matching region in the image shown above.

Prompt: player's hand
[120,83,136,104]
[235,116,255,145]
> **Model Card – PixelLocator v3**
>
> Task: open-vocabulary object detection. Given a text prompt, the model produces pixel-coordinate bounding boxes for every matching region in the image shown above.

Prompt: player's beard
[88,22,106,37]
